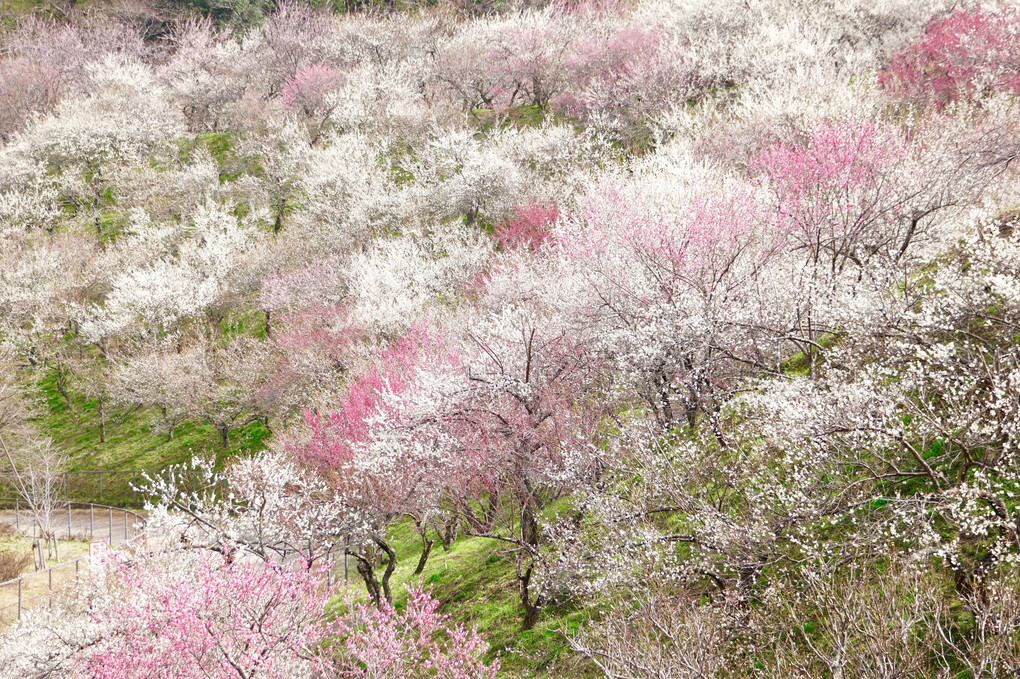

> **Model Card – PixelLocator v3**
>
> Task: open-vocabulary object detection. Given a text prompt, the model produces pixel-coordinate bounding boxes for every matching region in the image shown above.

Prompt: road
[0,507,143,547]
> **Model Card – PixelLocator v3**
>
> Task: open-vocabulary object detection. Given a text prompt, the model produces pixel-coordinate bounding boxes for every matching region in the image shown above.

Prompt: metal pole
[68,504,72,539]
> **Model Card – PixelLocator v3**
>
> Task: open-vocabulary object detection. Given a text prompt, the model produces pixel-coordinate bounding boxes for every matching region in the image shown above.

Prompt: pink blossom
[73,555,338,679]
[336,585,499,679]
[281,62,345,114]
[880,7,1020,108]
[494,200,560,252]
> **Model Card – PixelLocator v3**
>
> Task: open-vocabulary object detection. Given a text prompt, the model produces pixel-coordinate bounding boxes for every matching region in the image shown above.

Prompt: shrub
[0,550,31,582]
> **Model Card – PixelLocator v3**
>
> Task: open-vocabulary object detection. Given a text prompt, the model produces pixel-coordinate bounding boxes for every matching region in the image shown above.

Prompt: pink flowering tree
[261,306,363,422]
[299,326,460,604]
[6,551,499,679]
[281,63,345,144]
[443,307,604,629]
[493,200,559,252]
[0,57,61,142]
[335,585,499,679]
[301,291,604,628]
[71,555,337,679]
[754,116,986,374]
[757,118,921,272]
[487,22,573,115]
[353,296,606,629]
[437,15,698,139]
[880,7,1020,109]
[558,183,784,431]
[553,23,698,143]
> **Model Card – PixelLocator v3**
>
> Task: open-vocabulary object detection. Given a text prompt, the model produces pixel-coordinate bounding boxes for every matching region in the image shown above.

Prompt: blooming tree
[881,7,1020,109]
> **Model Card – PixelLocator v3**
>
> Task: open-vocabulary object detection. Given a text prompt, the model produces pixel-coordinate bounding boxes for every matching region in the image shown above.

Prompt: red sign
[89,540,108,567]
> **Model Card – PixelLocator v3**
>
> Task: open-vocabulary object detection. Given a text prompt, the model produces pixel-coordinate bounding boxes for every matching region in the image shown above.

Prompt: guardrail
[0,500,145,545]
[0,501,146,625]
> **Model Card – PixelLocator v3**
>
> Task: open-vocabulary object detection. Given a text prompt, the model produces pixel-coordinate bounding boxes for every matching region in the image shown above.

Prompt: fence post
[48,568,52,592]
[68,504,72,539]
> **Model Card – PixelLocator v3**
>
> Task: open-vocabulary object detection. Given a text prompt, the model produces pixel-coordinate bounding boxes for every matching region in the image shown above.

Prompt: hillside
[3,0,1020,677]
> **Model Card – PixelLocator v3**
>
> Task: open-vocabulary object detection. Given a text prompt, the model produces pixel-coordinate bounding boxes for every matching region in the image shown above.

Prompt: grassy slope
[374,521,597,678]
[26,373,269,506]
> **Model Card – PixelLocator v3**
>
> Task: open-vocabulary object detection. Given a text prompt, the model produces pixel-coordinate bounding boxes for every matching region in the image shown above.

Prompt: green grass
[354,520,598,678]
[0,0,49,20]
[0,534,90,573]
[25,373,269,506]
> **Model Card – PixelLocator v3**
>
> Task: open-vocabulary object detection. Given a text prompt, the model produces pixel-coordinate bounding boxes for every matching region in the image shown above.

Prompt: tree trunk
[54,373,72,410]
[517,488,544,630]
[354,552,382,605]
[483,491,500,531]
[518,563,543,631]
[373,532,397,604]
[414,528,434,576]
[435,516,458,551]
[97,395,105,444]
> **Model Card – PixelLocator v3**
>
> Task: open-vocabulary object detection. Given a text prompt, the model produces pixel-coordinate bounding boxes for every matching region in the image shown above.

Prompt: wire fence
[0,501,145,626]
[0,500,145,545]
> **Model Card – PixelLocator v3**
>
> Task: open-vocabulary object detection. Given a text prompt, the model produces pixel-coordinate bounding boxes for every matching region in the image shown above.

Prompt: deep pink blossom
[881,7,1020,108]
[494,201,559,252]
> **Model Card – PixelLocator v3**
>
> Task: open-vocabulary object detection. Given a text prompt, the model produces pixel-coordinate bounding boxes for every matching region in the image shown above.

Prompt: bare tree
[0,434,68,568]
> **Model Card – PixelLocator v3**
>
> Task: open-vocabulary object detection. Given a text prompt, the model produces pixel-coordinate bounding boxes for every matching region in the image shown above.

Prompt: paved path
[0,508,143,546]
